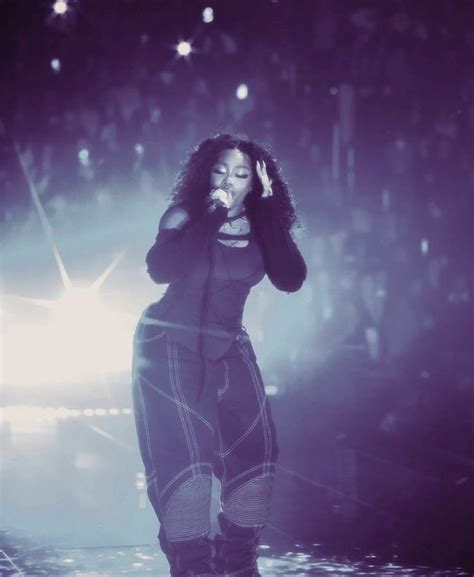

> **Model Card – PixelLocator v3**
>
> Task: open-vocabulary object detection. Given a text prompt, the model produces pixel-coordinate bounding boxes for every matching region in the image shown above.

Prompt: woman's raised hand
[256,160,273,198]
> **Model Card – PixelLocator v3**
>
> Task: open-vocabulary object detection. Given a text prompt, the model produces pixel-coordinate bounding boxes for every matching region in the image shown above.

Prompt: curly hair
[168,133,303,235]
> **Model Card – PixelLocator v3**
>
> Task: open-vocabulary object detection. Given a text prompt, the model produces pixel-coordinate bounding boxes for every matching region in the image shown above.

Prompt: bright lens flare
[1,287,134,386]
[236,84,249,100]
[53,0,68,15]
[176,41,192,57]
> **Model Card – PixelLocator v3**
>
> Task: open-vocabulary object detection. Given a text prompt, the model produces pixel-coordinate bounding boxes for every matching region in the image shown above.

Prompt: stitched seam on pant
[145,470,157,489]
[137,372,214,434]
[137,378,162,511]
[217,359,230,400]
[167,337,197,475]
[222,472,274,527]
[159,461,213,501]
[215,414,228,493]
[163,473,212,541]
[172,338,203,475]
[219,352,267,458]
[224,463,275,491]
[240,343,272,475]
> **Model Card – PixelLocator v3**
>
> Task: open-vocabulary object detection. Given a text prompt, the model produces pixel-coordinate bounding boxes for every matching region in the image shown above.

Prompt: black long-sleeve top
[146,201,307,292]
[142,199,307,362]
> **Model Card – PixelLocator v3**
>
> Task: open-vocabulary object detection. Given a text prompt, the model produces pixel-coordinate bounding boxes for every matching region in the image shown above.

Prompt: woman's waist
[143,295,243,326]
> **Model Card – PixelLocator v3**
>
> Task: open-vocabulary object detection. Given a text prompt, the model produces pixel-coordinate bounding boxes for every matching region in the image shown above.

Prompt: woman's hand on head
[256,160,273,198]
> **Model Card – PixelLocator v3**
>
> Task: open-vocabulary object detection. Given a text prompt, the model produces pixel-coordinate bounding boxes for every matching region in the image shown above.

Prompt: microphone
[210,187,232,208]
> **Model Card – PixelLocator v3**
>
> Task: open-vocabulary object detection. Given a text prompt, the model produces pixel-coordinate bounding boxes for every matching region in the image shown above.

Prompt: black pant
[131,317,279,576]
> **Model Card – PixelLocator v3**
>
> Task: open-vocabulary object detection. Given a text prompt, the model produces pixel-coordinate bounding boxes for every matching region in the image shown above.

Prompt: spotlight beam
[15,142,72,291]
[90,250,126,291]
[2,294,57,309]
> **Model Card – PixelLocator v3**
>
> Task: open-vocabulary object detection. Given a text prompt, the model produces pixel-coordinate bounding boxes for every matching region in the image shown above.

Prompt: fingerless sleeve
[145,204,228,284]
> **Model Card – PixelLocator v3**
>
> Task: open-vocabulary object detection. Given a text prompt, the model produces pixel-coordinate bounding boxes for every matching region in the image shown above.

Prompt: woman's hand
[206,187,232,213]
[256,160,273,198]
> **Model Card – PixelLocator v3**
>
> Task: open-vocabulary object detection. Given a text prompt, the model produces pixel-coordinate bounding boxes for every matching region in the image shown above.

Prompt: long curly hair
[168,133,303,236]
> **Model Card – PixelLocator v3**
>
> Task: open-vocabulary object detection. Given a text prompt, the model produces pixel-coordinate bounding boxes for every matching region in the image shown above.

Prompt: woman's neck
[227,204,246,218]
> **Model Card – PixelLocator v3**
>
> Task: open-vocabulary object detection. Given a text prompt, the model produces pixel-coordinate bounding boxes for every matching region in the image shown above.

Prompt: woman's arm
[145,204,228,284]
[256,200,307,293]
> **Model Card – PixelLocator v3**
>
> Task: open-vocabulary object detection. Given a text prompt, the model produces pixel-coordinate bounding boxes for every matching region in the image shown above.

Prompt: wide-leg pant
[131,317,279,576]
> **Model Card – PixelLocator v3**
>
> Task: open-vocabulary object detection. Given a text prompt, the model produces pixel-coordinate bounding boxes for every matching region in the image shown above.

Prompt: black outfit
[132,200,306,576]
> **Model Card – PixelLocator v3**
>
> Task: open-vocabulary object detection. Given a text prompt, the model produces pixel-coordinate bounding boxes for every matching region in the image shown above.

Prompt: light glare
[176,41,192,57]
[53,0,68,15]
[203,7,214,23]
[236,83,249,100]
[51,58,61,72]
[78,148,90,166]
[265,385,278,396]
[1,287,134,387]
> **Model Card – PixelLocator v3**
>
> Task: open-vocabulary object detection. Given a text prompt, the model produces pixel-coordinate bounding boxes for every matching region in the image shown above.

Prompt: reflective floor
[1,533,471,577]
[1,392,472,577]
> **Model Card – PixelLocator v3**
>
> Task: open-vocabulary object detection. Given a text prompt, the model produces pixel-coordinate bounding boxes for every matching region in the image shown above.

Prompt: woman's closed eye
[212,169,249,179]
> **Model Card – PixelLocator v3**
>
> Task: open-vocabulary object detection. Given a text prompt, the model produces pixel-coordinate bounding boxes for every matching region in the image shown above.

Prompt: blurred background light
[236,83,249,100]
[50,58,61,73]
[78,148,90,166]
[202,7,214,23]
[1,287,134,387]
[52,0,68,15]
[176,40,192,57]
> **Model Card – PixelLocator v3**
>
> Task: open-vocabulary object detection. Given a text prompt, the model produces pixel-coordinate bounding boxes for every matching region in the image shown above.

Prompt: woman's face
[210,148,254,208]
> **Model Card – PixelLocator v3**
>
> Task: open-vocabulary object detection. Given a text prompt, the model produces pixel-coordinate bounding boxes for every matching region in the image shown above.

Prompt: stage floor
[1,539,471,577]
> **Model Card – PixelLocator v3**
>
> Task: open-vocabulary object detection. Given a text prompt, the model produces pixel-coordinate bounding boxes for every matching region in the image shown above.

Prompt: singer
[131,133,307,577]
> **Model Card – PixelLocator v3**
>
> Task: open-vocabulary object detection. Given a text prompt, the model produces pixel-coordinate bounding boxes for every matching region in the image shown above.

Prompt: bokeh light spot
[203,7,214,23]
[236,83,249,100]
[176,41,192,57]
[53,0,68,15]
[51,58,61,72]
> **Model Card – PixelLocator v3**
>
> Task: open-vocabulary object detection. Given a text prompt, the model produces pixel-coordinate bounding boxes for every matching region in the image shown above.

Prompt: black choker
[225,209,246,222]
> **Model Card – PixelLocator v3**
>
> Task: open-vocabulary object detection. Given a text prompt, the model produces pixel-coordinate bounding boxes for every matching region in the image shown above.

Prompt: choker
[225,209,246,222]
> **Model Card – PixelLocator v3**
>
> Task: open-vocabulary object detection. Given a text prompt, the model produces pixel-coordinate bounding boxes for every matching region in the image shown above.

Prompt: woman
[132,134,307,577]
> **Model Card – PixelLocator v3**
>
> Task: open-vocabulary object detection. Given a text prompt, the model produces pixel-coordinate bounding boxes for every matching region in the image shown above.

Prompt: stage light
[135,474,146,490]
[176,40,192,57]
[421,238,429,255]
[203,7,214,23]
[53,0,68,15]
[78,148,90,166]
[265,385,278,396]
[135,143,144,155]
[50,58,61,72]
[236,83,248,100]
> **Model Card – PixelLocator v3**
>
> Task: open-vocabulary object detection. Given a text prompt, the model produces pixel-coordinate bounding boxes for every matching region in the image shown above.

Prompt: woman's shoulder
[159,202,192,231]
